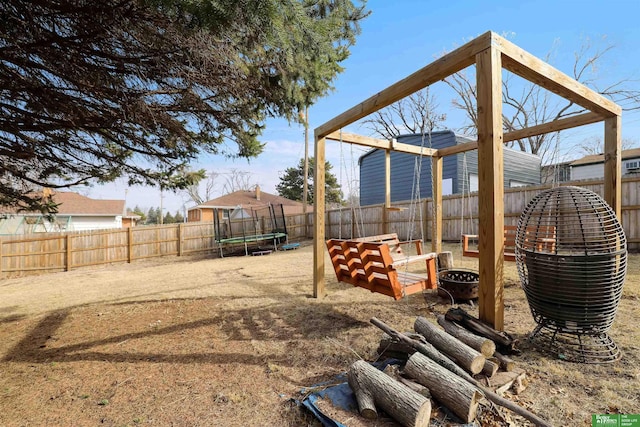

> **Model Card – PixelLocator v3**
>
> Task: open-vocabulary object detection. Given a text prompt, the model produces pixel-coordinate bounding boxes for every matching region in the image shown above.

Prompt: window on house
[509,180,530,188]
[469,174,478,192]
[443,178,453,196]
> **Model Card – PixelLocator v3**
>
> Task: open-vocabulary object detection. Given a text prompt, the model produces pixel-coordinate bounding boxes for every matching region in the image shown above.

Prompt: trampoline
[217,232,287,256]
[214,203,288,257]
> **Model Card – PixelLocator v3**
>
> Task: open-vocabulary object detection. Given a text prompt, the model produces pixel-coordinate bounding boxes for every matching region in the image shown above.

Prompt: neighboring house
[186,185,310,222]
[0,191,127,235]
[570,148,640,181]
[541,161,572,184]
[359,130,541,206]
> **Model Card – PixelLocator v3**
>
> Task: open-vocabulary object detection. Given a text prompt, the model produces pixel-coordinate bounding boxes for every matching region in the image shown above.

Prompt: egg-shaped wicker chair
[515,186,627,363]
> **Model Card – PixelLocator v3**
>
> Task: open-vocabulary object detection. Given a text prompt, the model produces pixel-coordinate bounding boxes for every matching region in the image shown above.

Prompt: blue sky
[84,0,640,214]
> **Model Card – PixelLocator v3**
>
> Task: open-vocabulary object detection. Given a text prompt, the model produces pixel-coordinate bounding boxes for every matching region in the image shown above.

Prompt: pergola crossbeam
[316,32,496,138]
[435,111,604,157]
[325,131,437,156]
[497,37,621,117]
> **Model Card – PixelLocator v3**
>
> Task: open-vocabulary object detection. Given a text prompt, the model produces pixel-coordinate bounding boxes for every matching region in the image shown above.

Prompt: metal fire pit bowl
[515,186,627,363]
[438,269,479,301]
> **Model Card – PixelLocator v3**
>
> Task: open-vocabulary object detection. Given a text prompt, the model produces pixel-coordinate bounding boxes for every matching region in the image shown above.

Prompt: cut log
[377,332,423,360]
[347,360,431,426]
[437,251,454,271]
[370,317,552,427]
[414,316,486,375]
[371,317,475,383]
[383,365,431,398]
[492,369,527,395]
[494,351,515,372]
[482,358,499,378]
[445,307,519,354]
[437,315,496,357]
[370,318,553,427]
[405,352,482,423]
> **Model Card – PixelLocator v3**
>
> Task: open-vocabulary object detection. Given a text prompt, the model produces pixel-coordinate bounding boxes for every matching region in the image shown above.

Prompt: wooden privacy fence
[0,213,311,278]
[319,177,640,250]
[2,177,638,277]
[0,222,218,277]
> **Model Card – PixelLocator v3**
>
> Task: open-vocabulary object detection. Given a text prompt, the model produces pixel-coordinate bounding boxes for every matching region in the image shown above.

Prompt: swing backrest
[326,239,437,300]
[353,233,423,258]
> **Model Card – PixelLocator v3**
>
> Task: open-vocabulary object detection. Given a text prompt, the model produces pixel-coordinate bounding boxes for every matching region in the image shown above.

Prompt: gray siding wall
[359,131,541,206]
[504,149,541,187]
[360,131,468,205]
[453,147,540,192]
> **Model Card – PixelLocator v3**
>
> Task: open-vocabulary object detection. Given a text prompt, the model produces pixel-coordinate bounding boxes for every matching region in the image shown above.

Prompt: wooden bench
[326,239,437,300]
[462,225,555,262]
[353,233,424,259]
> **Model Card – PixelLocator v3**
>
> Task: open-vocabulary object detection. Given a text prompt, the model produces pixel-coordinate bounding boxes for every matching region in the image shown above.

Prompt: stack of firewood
[347,308,551,427]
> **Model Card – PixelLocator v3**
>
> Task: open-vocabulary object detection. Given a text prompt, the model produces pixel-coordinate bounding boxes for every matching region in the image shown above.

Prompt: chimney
[255,184,261,201]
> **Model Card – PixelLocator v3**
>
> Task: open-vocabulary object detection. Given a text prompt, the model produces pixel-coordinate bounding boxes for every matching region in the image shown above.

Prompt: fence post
[156,226,160,255]
[103,232,108,264]
[382,205,388,235]
[0,238,3,275]
[178,223,183,256]
[325,209,330,239]
[128,227,133,263]
[351,208,356,238]
[65,234,72,271]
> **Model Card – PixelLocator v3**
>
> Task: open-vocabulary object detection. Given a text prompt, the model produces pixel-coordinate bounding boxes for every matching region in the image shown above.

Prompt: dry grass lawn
[0,241,638,426]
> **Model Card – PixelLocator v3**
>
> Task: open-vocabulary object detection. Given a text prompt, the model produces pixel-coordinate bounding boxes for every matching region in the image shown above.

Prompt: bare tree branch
[182,171,220,205]
[443,36,640,163]
[362,89,446,140]
[222,169,255,193]
[576,136,639,155]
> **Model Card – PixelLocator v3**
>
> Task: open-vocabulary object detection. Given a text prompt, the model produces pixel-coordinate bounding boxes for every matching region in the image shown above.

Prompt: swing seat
[462,225,556,262]
[326,239,438,300]
[352,233,423,260]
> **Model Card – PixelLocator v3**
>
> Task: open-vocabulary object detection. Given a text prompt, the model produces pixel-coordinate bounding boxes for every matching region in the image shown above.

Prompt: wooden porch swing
[325,116,438,300]
[326,239,437,300]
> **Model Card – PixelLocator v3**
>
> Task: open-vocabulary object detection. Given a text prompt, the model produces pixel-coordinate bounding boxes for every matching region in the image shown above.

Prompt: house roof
[1,191,125,216]
[571,148,640,166]
[189,187,308,212]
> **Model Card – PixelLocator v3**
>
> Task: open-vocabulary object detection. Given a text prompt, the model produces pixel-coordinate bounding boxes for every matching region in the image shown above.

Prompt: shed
[359,130,541,206]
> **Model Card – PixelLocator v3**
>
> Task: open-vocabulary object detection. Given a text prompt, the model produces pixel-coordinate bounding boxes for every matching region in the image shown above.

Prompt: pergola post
[604,115,622,217]
[384,149,391,234]
[313,133,326,298]
[431,155,443,253]
[476,46,505,330]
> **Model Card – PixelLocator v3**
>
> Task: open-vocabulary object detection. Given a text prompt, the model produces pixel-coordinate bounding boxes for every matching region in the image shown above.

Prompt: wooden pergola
[312,31,623,330]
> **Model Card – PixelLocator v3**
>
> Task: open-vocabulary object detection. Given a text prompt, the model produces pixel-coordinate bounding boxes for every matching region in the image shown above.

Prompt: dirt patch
[0,241,639,426]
